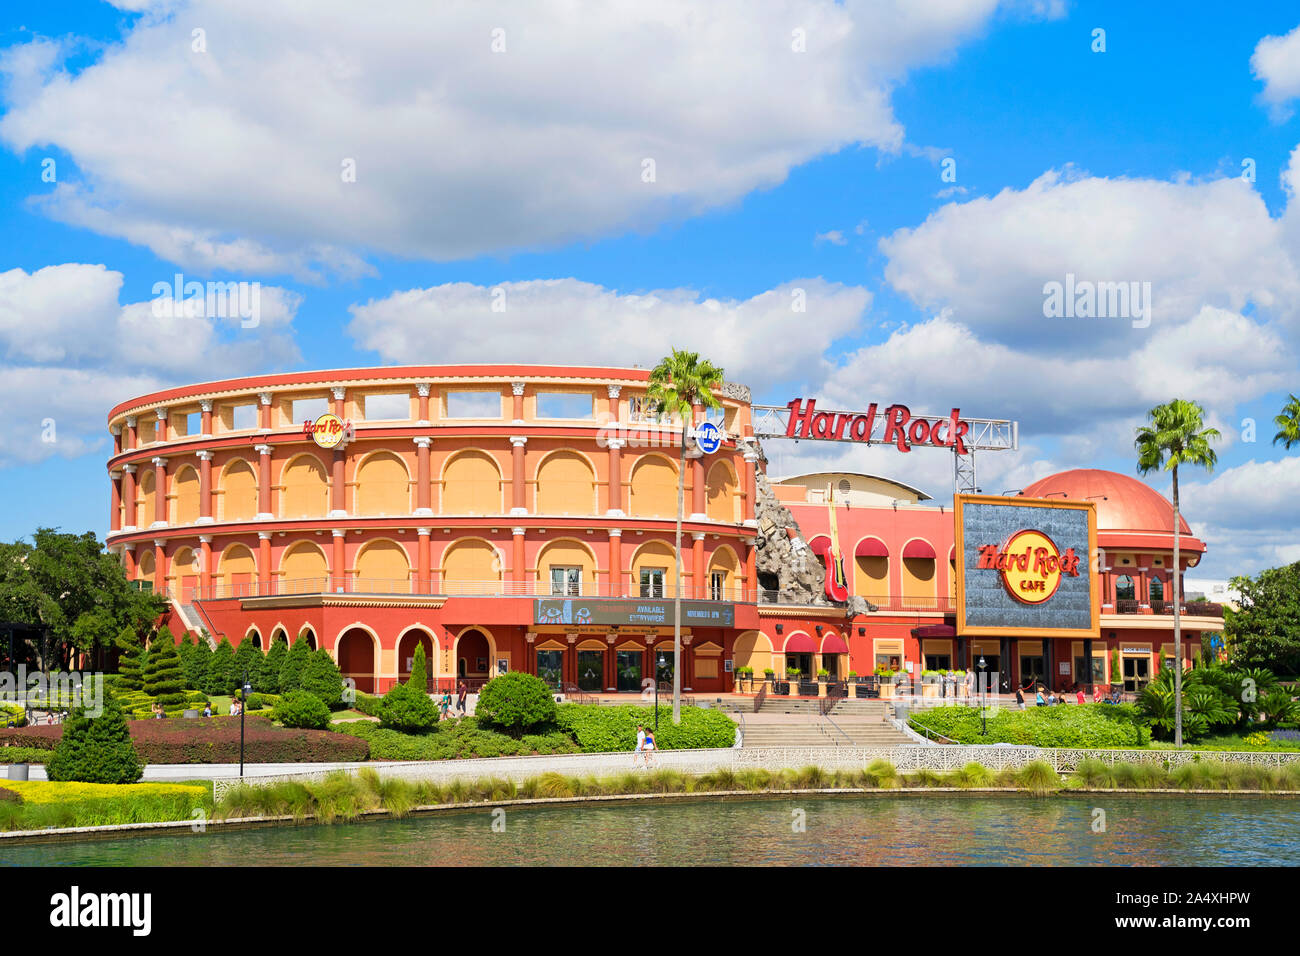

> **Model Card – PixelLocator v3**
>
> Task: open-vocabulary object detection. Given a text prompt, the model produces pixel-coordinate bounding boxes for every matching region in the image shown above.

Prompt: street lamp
[978,656,987,736]
[239,668,252,778]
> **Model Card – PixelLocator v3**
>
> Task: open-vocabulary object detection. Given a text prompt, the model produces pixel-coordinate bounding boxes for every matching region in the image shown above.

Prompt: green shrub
[353,692,383,718]
[273,691,331,730]
[45,696,143,784]
[475,672,557,737]
[378,682,438,733]
[184,637,211,692]
[207,638,236,696]
[0,703,26,728]
[554,704,736,751]
[279,637,312,694]
[408,643,428,691]
[336,717,579,760]
[262,638,288,694]
[909,704,1147,748]
[301,649,345,710]
[143,631,188,706]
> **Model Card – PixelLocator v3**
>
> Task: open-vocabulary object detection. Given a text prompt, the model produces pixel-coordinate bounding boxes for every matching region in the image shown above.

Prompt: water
[3,794,1298,866]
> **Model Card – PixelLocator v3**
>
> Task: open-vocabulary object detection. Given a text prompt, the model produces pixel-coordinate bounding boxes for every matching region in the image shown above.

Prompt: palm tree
[647,349,724,724]
[1135,399,1220,747]
[1273,393,1300,450]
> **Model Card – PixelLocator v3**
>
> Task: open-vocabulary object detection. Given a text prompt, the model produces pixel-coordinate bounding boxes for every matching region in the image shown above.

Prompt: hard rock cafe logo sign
[303,413,352,449]
[976,529,1080,605]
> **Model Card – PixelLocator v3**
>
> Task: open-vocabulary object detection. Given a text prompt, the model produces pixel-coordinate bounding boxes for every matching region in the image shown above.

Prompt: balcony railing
[1114,600,1223,619]
[165,578,761,602]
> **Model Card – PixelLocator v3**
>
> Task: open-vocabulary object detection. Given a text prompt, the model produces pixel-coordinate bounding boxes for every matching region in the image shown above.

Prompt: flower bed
[0,780,212,832]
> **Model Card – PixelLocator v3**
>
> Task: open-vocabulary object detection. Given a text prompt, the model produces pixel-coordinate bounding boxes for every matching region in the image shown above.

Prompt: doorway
[616,650,642,692]
[787,652,813,678]
[577,649,604,692]
[1122,655,1150,693]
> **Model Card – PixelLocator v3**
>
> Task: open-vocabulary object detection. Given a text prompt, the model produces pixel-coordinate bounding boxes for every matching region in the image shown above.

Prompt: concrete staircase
[735,700,914,749]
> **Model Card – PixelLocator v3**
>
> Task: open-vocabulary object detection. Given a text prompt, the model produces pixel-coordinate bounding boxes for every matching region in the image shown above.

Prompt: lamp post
[239,668,251,778]
[978,656,987,737]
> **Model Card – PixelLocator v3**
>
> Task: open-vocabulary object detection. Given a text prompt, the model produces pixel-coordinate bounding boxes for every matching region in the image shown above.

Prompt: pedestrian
[202,701,213,717]
[1076,688,1086,705]
[1035,687,1046,707]
[633,722,646,767]
[642,726,657,768]
[1015,686,1025,710]
[457,681,467,716]
[440,691,452,721]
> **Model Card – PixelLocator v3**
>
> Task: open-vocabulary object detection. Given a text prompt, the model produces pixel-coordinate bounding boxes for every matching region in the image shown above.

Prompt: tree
[1273,393,1300,450]
[186,635,212,692]
[301,648,344,709]
[271,690,331,730]
[262,637,289,694]
[1135,399,1220,746]
[475,672,557,737]
[408,642,428,691]
[647,348,724,724]
[1226,562,1300,675]
[378,682,439,732]
[45,695,143,784]
[142,628,187,707]
[0,529,167,673]
[233,637,265,695]
[280,636,312,693]
[207,637,236,696]
[114,626,147,691]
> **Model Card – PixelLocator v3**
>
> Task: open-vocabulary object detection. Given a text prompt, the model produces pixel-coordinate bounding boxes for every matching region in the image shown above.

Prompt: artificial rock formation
[752,468,832,606]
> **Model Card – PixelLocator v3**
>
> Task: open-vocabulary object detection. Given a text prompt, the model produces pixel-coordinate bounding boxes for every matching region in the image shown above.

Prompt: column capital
[512,527,526,537]
[258,531,272,540]
[331,386,347,401]
[511,381,526,396]
[416,383,431,397]
[509,436,528,447]
[122,541,136,551]
[155,407,167,420]
[196,449,214,461]
[692,531,706,541]
[153,538,166,548]
[258,391,274,405]
[126,416,138,428]
[412,436,432,448]
[110,469,122,479]
[151,456,168,467]
[566,633,577,644]
[416,527,431,536]
[743,450,759,462]
[606,633,617,644]
[199,399,213,413]
[608,528,622,537]
[607,384,622,399]
[605,438,625,450]
[525,632,537,643]
[110,424,122,436]
[254,444,273,456]
[198,534,212,544]
[332,529,346,538]
[122,462,136,474]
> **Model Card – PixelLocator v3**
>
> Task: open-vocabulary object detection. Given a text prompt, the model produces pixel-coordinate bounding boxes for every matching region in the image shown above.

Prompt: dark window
[1115,574,1135,601]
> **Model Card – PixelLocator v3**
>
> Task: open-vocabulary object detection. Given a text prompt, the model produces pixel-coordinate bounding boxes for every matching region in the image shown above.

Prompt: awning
[821,633,849,654]
[854,537,889,558]
[807,535,832,557]
[902,539,937,560]
[783,632,817,653]
[913,624,955,638]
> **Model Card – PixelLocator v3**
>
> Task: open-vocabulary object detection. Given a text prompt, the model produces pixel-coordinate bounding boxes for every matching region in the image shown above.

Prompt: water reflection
[3,795,1299,867]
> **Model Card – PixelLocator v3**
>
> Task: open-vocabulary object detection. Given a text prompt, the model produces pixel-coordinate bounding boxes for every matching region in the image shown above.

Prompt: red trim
[821,633,849,654]
[854,537,888,558]
[902,539,936,560]
[807,535,831,556]
[783,633,817,653]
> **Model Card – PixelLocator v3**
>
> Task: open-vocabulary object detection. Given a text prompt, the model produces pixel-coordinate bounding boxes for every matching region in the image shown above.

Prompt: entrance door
[577,650,603,692]
[536,650,564,688]
[1019,654,1045,688]
[788,653,813,678]
[1122,656,1150,693]
[654,650,674,687]
[616,650,642,692]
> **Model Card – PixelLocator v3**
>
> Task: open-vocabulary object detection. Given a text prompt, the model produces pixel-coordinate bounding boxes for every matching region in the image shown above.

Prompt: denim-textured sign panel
[535,598,735,627]
[961,502,1092,630]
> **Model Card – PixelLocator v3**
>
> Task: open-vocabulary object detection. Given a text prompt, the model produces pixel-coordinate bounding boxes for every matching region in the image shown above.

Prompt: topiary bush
[475,672,557,737]
[378,682,438,733]
[262,638,288,694]
[272,691,332,730]
[554,704,736,751]
[279,637,312,693]
[207,638,236,696]
[143,631,188,707]
[45,696,144,784]
[301,649,345,710]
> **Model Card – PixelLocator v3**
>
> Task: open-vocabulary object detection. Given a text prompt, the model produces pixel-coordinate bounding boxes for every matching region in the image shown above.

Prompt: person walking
[633,723,646,767]
[440,691,453,721]
[456,681,468,716]
[642,726,657,768]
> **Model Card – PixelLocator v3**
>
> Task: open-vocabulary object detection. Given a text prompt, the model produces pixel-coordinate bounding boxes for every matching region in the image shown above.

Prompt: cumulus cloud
[0,264,301,465]
[347,277,870,390]
[1252,23,1300,116]
[0,0,1060,275]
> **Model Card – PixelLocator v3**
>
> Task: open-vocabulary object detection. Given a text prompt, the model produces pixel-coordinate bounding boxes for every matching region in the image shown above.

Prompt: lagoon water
[3,794,1299,866]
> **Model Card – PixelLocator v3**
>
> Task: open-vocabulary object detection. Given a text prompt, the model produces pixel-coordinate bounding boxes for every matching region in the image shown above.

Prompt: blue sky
[0,0,1298,580]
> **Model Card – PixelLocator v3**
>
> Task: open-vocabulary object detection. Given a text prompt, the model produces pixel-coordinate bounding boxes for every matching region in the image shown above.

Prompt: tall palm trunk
[1172,464,1182,747]
[673,421,685,724]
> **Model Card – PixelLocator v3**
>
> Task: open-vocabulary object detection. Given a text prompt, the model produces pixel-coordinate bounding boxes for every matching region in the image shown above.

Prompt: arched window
[1149,576,1165,604]
[1116,574,1135,601]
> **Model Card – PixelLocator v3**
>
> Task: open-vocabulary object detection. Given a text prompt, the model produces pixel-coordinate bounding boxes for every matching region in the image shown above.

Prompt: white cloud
[0,263,302,465]
[1252,23,1300,116]
[347,277,870,391]
[0,0,1060,274]
[815,230,847,246]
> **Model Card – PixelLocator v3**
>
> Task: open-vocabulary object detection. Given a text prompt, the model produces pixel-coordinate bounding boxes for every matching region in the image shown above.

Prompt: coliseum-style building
[105,365,764,694]
[104,365,1224,697]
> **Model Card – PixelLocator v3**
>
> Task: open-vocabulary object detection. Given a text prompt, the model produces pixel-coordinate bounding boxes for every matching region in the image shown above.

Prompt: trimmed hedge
[0,716,369,763]
[0,747,51,764]
[273,691,331,730]
[336,717,579,760]
[554,704,737,752]
[353,692,383,718]
[909,704,1148,748]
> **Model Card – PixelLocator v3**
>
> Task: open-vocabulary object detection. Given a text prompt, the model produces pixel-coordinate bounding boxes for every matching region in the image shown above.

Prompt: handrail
[754,680,768,713]
[820,709,852,747]
[905,717,959,745]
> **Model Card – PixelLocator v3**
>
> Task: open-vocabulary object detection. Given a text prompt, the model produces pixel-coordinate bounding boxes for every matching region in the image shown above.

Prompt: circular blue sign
[695,420,722,454]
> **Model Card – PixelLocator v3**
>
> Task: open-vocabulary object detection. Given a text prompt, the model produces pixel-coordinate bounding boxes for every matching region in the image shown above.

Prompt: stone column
[416,383,431,425]
[744,536,757,601]
[510,436,528,514]
[690,404,706,520]
[606,438,625,516]
[332,386,346,420]
[330,449,347,517]
[683,635,694,691]
[413,437,433,515]
[608,528,622,598]
[416,528,431,593]
[566,634,578,686]
[200,399,213,437]
[155,407,168,443]
[258,391,273,431]
[255,444,273,518]
[110,471,122,532]
[110,423,122,456]
[122,464,136,530]
[154,539,167,595]
[512,527,526,594]
[123,542,136,580]
[151,456,168,527]
[605,633,617,690]
[511,381,526,423]
[692,531,705,599]
[332,530,346,593]
[198,535,212,599]
[258,531,272,595]
[524,633,536,675]
[742,446,759,524]
[126,415,138,451]
[196,450,214,523]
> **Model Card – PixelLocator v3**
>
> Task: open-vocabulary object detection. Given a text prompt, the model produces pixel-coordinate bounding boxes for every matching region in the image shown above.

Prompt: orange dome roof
[1020,469,1192,536]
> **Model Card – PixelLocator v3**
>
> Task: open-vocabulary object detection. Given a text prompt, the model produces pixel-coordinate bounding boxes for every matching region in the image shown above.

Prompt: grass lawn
[329,710,375,724]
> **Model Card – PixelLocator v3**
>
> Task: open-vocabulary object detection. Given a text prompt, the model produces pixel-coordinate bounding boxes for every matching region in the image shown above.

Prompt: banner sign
[955,494,1099,638]
[535,598,735,628]
[784,398,972,454]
